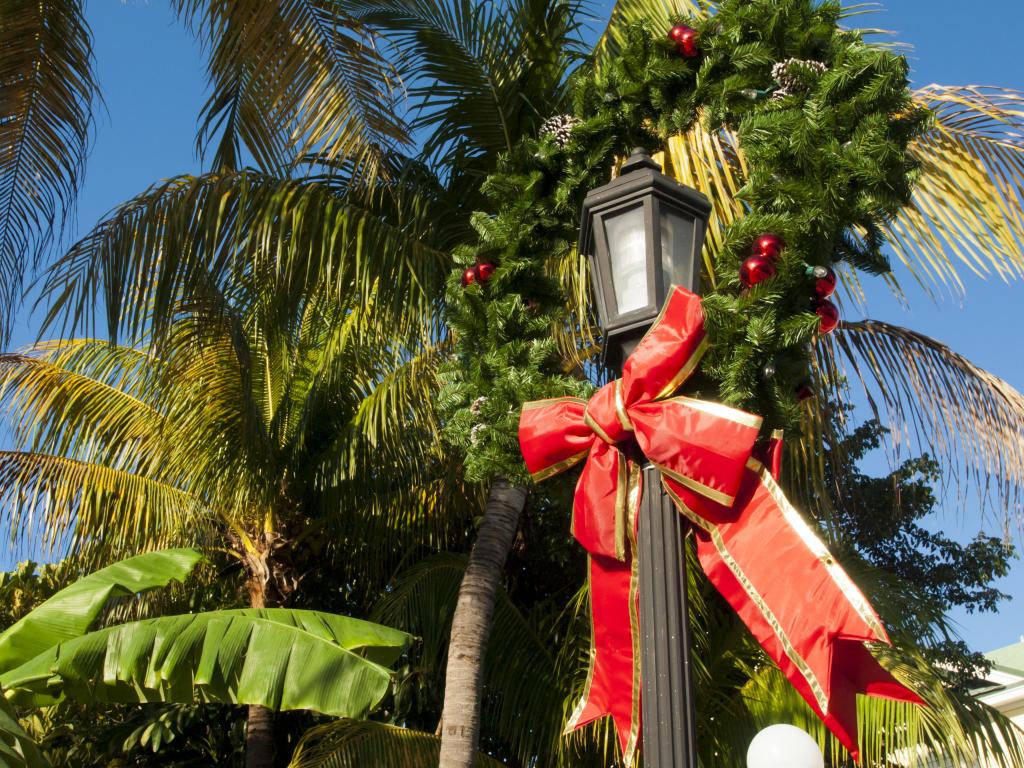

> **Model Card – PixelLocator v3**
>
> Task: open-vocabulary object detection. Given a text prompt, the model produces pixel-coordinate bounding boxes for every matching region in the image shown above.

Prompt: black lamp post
[578,147,712,768]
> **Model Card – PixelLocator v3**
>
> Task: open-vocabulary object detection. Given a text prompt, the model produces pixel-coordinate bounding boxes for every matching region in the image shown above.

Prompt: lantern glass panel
[660,208,696,294]
[604,206,648,315]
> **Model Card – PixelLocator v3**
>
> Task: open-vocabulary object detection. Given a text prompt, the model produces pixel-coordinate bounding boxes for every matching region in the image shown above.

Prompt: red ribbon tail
[821,638,925,763]
[566,554,642,766]
[674,466,922,764]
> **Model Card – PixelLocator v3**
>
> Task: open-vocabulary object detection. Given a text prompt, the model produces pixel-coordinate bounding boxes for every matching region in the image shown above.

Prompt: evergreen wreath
[438,0,930,483]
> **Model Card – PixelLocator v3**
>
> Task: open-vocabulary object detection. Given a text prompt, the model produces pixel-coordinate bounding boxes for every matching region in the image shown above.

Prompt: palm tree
[0,168,479,765]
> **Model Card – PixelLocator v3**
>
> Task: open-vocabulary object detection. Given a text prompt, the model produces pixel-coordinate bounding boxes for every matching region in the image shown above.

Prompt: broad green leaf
[0,548,205,674]
[1,609,412,721]
[0,687,46,768]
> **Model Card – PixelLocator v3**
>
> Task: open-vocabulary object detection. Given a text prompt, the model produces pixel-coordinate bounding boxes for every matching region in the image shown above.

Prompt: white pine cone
[470,423,486,445]
[540,114,582,147]
[771,58,827,98]
[470,396,488,415]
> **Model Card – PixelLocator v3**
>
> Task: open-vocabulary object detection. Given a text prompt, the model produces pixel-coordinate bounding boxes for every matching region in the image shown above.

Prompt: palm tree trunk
[244,543,279,768]
[438,478,528,768]
[245,704,277,768]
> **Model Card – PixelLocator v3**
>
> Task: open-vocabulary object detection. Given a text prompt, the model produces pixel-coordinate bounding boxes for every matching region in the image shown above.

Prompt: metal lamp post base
[638,464,698,768]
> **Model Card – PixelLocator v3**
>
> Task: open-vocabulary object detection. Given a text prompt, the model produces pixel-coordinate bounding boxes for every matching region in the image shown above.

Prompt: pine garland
[439,0,929,484]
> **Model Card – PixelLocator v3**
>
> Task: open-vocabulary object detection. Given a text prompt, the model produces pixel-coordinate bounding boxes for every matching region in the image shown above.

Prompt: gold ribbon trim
[531,449,589,483]
[757,465,889,643]
[663,481,830,715]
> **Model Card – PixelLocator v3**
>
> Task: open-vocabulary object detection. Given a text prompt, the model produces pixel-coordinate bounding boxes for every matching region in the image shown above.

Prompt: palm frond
[0,349,166,469]
[288,719,505,768]
[818,320,1024,523]
[175,0,408,175]
[886,86,1024,296]
[37,172,450,348]
[739,662,1024,768]
[0,0,97,342]
[347,0,586,172]
[0,451,209,558]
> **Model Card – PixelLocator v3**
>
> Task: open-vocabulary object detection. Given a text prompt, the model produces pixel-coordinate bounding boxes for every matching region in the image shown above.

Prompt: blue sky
[4,0,1024,652]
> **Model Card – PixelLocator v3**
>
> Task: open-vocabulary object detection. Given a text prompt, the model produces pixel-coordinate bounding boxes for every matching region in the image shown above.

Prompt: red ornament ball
[460,267,477,287]
[751,233,785,261]
[809,265,837,298]
[739,254,777,287]
[475,261,497,283]
[795,382,815,402]
[812,299,840,334]
[668,24,699,58]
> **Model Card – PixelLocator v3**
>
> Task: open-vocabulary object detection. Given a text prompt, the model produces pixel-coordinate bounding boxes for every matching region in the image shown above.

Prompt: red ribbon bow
[519,286,920,765]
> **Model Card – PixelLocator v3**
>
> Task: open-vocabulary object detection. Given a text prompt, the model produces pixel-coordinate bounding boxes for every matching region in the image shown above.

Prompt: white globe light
[747,724,824,768]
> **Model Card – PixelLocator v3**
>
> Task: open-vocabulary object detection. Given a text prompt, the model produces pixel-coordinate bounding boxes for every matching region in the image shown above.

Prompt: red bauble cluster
[668,24,699,58]
[460,261,498,287]
[806,265,839,333]
[739,232,785,288]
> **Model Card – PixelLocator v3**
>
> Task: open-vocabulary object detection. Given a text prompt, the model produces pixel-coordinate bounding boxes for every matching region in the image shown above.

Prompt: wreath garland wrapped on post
[438,0,931,762]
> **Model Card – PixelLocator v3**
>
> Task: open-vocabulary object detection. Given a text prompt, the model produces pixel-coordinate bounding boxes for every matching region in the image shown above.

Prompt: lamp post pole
[638,466,698,768]
[578,147,709,768]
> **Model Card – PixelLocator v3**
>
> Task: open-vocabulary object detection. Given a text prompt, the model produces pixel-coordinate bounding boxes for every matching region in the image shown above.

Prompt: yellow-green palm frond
[37,172,451,350]
[887,85,1024,296]
[289,719,505,768]
[817,320,1024,522]
[0,0,98,343]
[0,452,209,560]
[0,347,166,471]
[661,127,748,289]
[175,0,409,175]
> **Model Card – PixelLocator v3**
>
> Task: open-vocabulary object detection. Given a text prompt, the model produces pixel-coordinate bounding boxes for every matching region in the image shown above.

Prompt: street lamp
[579,147,712,369]
[578,147,712,768]
[747,724,825,768]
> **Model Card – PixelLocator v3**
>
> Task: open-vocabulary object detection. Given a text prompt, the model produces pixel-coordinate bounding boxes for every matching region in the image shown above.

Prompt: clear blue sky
[4,0,1024,653]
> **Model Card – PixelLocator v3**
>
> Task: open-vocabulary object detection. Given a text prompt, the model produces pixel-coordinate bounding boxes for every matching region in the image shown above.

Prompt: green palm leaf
[288,720,505,767]
[347,0,585,172]
[37,172,449,349]
[1,609,411,718]
[0,548,204,674]
[175,0,408,174]
[0,0,97,342]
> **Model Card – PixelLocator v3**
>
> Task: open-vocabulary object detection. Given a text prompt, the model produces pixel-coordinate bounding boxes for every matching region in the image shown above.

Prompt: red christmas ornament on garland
[668,24,699,58]
[795,381,815,401]
[812,298,840,333]
[751,233,785,261]
[475,261,497,283]
[460,261,498,288]
[808,265,837,298]
[739,254,777,287]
